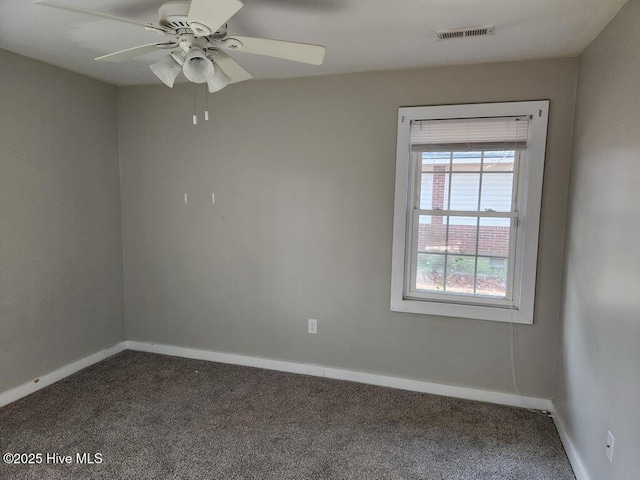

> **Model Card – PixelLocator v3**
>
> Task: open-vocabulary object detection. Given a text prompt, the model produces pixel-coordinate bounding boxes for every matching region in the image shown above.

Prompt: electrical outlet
[606,431,615,463]
[308,318,317,334]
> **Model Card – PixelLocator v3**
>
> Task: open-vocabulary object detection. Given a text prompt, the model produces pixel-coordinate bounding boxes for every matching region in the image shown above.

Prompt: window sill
[390,296,533,324]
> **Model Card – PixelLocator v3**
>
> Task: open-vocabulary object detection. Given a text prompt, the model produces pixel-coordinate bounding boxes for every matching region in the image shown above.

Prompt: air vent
[437,25,494,40]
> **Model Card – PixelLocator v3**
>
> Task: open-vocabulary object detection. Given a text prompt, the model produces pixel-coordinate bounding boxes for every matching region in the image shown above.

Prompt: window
[390,101,549,323]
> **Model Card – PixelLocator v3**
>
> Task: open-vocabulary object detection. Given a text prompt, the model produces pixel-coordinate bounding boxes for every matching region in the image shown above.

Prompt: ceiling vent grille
[437,25,494,40]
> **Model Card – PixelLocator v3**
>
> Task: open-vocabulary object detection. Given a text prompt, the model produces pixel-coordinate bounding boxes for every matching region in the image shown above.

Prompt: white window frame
[390,101,549,324]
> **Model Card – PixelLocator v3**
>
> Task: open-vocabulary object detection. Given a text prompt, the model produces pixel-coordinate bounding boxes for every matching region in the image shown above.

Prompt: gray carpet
[0,351,574,480]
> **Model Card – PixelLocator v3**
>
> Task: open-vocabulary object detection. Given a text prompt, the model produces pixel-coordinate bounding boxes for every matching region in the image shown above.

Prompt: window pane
[483,151,515,172]
[417,215,447,253]
[445,255,475,294]
[416,253,445,292]
[476,257,508,297]
[419,173,434,209]
[447,173,480,210]
[479,172,513,212]
[422,152,450,172]
[446,216,478,255]
[452,152,482,171]
[478,217,511,257]
[429,169,449,210]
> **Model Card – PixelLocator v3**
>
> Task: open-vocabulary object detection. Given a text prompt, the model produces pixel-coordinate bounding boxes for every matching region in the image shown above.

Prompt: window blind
[411,116,529,152]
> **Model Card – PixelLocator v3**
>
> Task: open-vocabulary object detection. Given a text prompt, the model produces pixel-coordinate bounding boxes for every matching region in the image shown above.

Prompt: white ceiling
[0,0,628,86]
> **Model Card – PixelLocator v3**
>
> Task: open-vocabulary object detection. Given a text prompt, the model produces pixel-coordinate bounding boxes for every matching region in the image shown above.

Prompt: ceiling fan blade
[209,50,252,84]
[36,1,153,29]
[187,0,243,37]
[222,36,325,65]
[96,43,177,62]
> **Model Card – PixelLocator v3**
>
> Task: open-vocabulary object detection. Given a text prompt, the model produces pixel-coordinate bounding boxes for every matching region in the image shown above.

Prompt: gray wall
[0,50,124,393]
[118,58,577,399]
[554,0,640,478]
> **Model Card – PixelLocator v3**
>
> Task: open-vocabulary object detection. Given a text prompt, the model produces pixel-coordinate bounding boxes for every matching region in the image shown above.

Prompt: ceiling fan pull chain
[192,84,198,125]
[205,85,210,121]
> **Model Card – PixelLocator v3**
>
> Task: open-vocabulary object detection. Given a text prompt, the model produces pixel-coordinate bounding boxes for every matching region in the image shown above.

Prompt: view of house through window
[415,150,517,298]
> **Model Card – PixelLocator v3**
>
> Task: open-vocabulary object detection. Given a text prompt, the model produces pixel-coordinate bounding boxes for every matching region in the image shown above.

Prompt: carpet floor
[0,351,574,480]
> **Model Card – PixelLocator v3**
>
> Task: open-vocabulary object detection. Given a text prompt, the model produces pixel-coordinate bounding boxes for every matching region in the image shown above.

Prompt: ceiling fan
[36,0,327,93]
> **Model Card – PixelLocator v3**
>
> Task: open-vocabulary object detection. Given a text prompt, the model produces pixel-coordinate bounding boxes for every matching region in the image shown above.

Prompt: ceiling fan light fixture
[183,47,215,84]
[207,62,231,93]
[149,54,182,88]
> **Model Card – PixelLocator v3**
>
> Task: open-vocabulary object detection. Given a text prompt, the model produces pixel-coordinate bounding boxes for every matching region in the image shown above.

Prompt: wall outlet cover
[308,319,317,334]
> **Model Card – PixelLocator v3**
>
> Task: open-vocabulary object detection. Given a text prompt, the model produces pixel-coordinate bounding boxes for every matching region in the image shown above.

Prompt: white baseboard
[125,340,553,411]
[0,339,553,414]
[0,342,127,408]
[550,405,591,480]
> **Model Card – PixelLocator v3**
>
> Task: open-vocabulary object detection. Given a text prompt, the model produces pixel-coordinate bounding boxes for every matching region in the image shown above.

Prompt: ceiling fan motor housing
[159,1,226,37]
